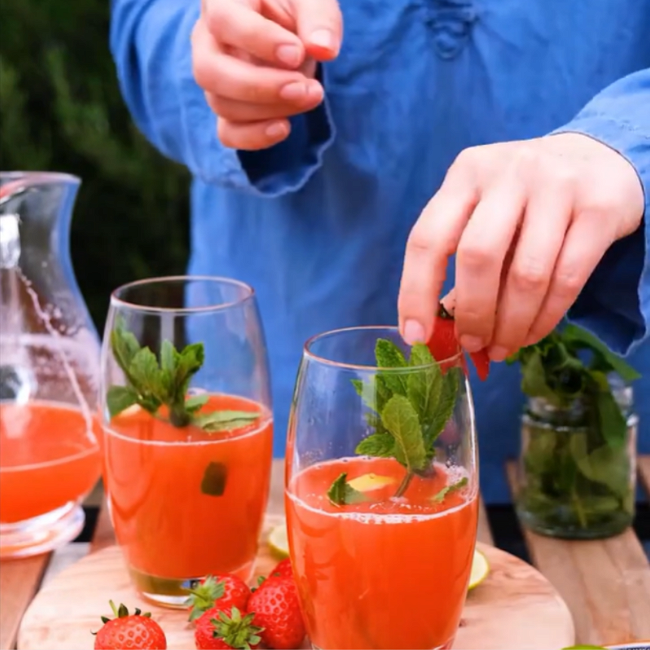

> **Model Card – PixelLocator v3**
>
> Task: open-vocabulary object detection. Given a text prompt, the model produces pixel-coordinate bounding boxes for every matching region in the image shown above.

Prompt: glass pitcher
[0,172,102,558]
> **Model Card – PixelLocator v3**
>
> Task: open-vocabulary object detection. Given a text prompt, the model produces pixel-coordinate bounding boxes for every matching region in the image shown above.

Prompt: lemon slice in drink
[268,524,290,559]
[468,549,489,590]
[347,473,396,492]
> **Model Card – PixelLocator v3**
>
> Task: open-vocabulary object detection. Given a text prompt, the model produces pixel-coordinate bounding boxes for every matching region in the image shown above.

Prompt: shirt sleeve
[109,0,335,197]
[551,68,650,356]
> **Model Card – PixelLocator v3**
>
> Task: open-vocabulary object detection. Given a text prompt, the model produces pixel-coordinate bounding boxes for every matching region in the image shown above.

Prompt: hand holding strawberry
[186,575,251,623]
[93,601,167,650]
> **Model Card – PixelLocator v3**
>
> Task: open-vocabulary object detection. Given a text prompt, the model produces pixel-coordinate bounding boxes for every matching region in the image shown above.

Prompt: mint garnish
[333,339,460,500]
[327,472,370,507]
[432,477,468,503]
[108,320,259,433]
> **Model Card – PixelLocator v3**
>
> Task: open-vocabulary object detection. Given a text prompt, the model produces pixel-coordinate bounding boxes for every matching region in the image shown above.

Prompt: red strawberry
[269,559,293,579]
[427,304,490,380]
[93,601,167,650]
[194,606,263,650]
[247,577,305,650]
[185,575,251,623]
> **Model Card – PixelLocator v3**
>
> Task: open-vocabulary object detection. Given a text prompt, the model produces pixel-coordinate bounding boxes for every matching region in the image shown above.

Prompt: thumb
[291,0,342,60]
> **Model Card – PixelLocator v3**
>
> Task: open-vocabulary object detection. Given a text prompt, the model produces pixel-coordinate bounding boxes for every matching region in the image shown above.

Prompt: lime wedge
[468,549,489,590]
[268,524,290,559]
[347,473,396,493]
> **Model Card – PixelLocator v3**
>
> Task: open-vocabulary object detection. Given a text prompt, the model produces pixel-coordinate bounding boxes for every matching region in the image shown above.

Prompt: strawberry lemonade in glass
[286,327,479,650]
[100,277,273,607]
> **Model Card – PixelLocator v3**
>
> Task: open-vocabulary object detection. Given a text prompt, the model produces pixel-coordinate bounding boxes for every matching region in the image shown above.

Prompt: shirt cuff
[182,57,335,197]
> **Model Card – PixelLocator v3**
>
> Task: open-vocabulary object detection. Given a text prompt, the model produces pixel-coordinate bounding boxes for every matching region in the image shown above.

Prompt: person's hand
[398,133,645,361]
[191,0,342,150]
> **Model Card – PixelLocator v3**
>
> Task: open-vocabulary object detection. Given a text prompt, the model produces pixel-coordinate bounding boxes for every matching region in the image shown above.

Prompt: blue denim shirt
[110,0,650,502]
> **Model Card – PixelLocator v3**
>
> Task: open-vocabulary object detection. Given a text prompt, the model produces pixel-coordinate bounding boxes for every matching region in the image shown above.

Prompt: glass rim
[303,325,463,371]
[0,171,80,184]
[110,275,255,314]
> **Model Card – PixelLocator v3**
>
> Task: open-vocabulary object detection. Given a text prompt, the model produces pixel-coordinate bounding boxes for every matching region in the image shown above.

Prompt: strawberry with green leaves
[93,601,166,650]
[185,575,251,623]
[247,576,305,649]
[194,607,262,650]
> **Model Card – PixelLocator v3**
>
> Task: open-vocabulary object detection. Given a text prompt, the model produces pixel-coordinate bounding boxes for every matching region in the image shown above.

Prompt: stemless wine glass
[285,326,478,650]
[100,276,273,607]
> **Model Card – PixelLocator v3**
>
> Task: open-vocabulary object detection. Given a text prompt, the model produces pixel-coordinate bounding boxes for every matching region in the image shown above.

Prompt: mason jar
[516,378,637,539]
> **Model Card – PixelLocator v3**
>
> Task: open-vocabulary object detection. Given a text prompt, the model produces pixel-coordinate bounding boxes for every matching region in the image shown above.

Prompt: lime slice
[468,549,489,590]
[268,524,290,559]
[347,473,396,492]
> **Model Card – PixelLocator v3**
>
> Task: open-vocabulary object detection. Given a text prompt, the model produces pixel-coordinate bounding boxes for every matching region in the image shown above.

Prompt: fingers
[291,0,343,59]
[205,0,306,67]
[217,117,291,150]
[398,173,479,345]
[453,175,526,352]
[487,188,572,360]
[524,215,614,346]
[194,37,323,104]
[206,91,321,122]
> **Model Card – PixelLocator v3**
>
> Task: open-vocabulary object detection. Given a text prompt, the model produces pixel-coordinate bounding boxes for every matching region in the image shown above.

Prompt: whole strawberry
[194,606,263,650]
[427,303,490,380]
[247,577,305,650]
[94,601,167,650]
[269,559,293,579]
[185,574,251,623]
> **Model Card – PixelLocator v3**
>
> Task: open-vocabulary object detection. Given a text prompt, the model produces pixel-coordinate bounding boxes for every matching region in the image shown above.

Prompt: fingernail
[489,346,509,362]
[305,80,324,101]
[309,29,336,53]
[276,44,302,67]
[460,336,484,353]
[403,320,426,345]
[265,122,287,139]
[280,82,307,101]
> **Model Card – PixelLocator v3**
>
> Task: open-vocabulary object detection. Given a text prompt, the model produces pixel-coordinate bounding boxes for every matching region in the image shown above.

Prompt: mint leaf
[185,394,209,413]
[595,386,628,450]
[193,410,259,433]
[356,433,396,457]
[375,339,408,395]
[380,394,427,472]
[327,473,370,507]
[432,476,468,503]
[110,324,140,373]
[562,324,641,382]
[424,369,459,447]
[352,376,391,413]
[569,433,630,498]
[174,343,205,394]
[407,343,442,429]
[201,462,228,496]
[520,349,559,402]
[106,385,138,418]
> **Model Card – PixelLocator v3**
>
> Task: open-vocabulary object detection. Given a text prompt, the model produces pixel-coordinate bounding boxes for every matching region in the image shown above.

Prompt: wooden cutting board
[18,516,574,650]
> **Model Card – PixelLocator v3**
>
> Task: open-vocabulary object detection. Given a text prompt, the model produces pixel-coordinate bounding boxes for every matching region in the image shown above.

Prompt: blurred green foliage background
[0,0,191,327]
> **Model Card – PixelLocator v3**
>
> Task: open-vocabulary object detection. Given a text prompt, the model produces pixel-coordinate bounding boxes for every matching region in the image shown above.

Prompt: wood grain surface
[18,515,574,650]
[506,462,650,646]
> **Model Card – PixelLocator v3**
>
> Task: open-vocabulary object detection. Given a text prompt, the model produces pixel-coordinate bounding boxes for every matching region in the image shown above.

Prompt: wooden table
[2,458,649,649]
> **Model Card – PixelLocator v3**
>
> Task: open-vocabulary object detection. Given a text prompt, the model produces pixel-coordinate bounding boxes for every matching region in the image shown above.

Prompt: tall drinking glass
[100,276,272,607]
[285,327,478,650]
